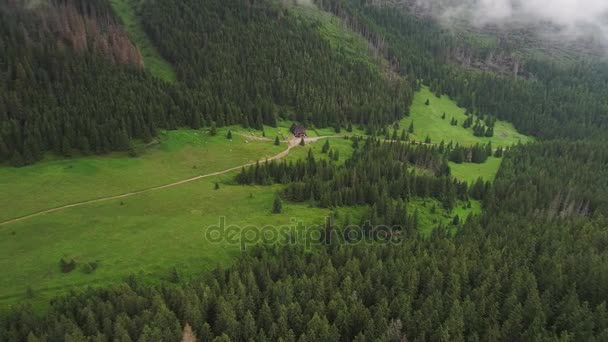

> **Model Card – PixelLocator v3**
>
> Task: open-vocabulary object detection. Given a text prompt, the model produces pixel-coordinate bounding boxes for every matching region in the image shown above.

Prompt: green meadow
[400,86,533,147]
[109,0,177,82]
[450,157,503,184]
[0,174,332,308]
[0,129,282,223]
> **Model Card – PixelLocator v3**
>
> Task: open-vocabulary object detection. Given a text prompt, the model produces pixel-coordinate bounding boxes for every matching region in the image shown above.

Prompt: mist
[413,0,608,47]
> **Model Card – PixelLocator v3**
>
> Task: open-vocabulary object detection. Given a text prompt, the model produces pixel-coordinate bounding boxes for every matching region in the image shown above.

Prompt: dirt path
[0,136,338,227]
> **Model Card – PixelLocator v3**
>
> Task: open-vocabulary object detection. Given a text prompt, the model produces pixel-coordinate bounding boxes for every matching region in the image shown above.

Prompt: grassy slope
[0,174,332,308]
[400,86,533,147]
[109,0,176,82]
[0,129,282,223]
[450,157,503,183]
[397,86,532,184]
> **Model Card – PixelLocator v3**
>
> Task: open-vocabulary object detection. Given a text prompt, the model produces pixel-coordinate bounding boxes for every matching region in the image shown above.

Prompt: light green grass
[0,129,282,223]
[449,157,503,184]
[109,0,176,82]
[0,175,334,309]
[400,86,533,147]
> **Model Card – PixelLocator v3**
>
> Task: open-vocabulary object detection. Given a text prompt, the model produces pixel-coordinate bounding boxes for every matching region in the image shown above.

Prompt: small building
[290,124,307,138]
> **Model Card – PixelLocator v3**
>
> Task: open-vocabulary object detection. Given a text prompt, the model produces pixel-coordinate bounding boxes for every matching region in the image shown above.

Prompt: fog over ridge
[412,0,608,46]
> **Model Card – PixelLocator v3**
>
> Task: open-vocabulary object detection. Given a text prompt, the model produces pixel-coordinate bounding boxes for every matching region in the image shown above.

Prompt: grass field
[399,86,533,147]
[0,129,282,223]
[0,174,334,309]
[450,157,503,184]
[109,0,176,82]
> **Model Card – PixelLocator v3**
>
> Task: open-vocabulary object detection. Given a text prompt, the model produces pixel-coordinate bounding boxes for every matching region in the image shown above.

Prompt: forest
[3,0,608,340]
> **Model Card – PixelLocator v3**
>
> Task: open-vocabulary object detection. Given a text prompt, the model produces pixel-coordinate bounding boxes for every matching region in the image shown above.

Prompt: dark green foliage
[322,140,330,153]
[59,258,76,273]
[226,130,232,140]
[237,138,467,212]
[272,194,282,214]
[300,138,306,146]
[447,143,491,164]
[214,182,220,190]
[140,0,412,129]
[210,122,218,136]
[274,136,281,146]
[82,262,98,275]
[408,122,414,133]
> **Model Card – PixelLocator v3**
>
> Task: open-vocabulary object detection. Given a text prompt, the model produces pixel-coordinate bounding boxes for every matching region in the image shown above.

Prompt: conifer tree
[322,140,330,153]
[273,194,283,214]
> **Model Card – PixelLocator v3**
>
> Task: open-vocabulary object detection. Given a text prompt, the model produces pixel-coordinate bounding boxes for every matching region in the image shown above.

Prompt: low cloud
[412,0,608,47]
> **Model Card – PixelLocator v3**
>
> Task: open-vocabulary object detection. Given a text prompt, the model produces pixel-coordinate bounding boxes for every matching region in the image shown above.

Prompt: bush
[82,262,98,274]
[60,258,77,273]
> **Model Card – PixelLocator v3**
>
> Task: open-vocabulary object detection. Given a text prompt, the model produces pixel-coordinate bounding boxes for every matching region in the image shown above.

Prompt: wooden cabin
[290,124,307,138]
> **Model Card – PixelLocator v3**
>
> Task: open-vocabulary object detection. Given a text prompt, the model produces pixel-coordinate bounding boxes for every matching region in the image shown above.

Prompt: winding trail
[0,136,337,227]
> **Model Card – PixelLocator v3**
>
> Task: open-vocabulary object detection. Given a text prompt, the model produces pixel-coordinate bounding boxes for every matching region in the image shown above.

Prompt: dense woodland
[316,0,608,140]
[4,0,608,340]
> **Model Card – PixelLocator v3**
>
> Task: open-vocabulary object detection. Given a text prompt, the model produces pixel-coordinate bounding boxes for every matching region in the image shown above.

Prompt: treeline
[237,138,482,211]
[316,0,608,140]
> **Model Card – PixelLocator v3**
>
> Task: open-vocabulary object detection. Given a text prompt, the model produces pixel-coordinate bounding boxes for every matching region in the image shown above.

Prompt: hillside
[3,0,608,341]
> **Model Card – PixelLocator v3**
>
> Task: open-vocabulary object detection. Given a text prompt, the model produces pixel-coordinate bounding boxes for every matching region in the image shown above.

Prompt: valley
[2,0,608,340]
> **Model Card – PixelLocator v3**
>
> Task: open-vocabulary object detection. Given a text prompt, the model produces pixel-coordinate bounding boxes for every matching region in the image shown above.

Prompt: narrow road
[0,136,337,227]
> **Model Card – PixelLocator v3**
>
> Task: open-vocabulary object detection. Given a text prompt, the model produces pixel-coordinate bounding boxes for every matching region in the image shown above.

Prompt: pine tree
[273,194,283,214]
[274,136,281,146]
[425,99,430,106]
[300,138,305,146]
[227,130,232,139]
[408,122,414,134]
[442,112,446,120]
[322,140,330,153]
[214,182,220,190]
[210,122,218,136]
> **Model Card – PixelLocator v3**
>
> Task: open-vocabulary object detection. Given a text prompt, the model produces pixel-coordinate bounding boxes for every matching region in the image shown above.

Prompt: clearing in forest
[399,86,533,147]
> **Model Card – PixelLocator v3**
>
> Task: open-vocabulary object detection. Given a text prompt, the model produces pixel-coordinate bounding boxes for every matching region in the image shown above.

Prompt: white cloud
[415,0,608,45]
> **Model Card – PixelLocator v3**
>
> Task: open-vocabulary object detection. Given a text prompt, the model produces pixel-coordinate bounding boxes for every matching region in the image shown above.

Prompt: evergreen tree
[272,194,283,214]
[322,140,330,153]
